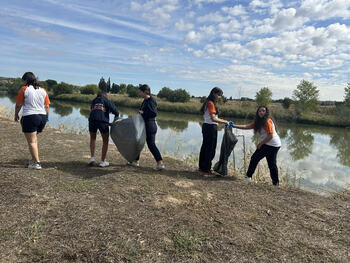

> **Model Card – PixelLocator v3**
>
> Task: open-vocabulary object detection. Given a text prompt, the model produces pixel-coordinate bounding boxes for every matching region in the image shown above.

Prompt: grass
[57,180,94,193]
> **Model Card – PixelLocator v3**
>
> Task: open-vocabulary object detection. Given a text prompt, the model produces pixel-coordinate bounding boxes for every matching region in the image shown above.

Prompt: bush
[80,84,99,95]
[282,97,293,109]
[158,87,173,99]
[7,78,23,94]
[158,87,190,103]
[53,82,74,96]
[127,85,139,98]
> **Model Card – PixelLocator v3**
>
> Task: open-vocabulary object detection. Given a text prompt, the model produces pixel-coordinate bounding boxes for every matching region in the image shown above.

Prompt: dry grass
[0,117,349,263]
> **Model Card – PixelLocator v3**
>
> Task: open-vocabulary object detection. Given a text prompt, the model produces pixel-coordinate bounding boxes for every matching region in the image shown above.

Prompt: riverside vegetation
[2,76,350,128]
[0,114,349,262]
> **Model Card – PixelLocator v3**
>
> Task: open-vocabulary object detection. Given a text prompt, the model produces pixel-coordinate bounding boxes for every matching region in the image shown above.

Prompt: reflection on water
[1,95,349,194]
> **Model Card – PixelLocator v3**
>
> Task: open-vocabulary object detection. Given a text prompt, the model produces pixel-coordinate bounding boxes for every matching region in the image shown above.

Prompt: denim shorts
[21,114,47,133]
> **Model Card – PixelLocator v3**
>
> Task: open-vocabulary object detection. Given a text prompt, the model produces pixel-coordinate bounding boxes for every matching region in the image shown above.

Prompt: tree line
[3,76,350,110]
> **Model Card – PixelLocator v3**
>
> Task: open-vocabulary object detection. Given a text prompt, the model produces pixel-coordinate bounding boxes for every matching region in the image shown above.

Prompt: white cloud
[297,0,350,20]
[221,5,247,16]
[197,11,228,23]
[131,54,152,63]
[175,19,194,31]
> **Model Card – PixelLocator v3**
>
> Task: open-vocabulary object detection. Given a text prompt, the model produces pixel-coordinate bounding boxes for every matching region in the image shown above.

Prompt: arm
[14,103,22,122]
[234,123,254,130]
[210,114,227,124]
[257,134,273,149]
[141,98,157,119]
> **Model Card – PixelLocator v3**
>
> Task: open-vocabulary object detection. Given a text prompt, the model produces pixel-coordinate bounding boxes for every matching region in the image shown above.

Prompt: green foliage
[157,87,173,99]
[200,96,206,103]
[7,78,23,94]
[80,84,99,95]
[53,82,74,96]
[293,80,319,112]
[158,87,190,103]
[119,83,127,94]
[282,97,293,109]
[106,77,111,93]
[45,79,57,91]
[98,77,107,92]
[110,83,120,94]
[255,87,272,106]
[127,85,139,98]
[344,83,350,107]
[218,95,228,105]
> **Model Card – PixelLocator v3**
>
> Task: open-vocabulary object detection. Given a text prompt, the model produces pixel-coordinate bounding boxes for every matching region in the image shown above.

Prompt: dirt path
[0,117,349,263]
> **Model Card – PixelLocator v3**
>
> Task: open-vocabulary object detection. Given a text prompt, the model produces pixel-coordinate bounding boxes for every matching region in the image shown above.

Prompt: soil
[0,117,349,263]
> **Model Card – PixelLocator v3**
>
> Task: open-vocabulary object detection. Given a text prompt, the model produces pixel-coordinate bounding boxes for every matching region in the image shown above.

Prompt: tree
[119,83,127,94]
[169,89,190,103]
[53,82,74,96]
[282,97,293,109]
[293,80,319,112]
[106,77,111,93]
[127,85,139,98]
[6,78,22,94]
[157,87,173,99]
[255,87,272,106]
[80,84,99,95]
[45,79,58,91]
[98,77,107,92]
[111,83,120,94]
[344,83,350,107]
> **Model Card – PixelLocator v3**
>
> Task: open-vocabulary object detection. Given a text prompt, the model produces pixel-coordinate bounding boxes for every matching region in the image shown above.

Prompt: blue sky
[0,0,349,100]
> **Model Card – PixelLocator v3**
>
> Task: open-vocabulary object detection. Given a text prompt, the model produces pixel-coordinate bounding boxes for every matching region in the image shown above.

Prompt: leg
[246,146,268,178]
[101,132,109,162]
[146,130,163,163]
[265,146,280,185]
[89,132,97,158]
[24,132,39,163]
[199,124,216,172]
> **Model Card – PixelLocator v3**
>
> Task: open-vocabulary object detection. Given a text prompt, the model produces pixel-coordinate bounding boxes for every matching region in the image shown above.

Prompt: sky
[0,0,349,100]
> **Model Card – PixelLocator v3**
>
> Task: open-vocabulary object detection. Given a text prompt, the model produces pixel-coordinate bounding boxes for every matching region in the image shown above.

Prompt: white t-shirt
[203,100,218,125]
[16,85,50,116]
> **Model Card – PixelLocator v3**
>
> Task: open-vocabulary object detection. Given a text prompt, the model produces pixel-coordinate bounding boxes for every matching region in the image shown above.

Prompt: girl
[129,84,164,170]
[14,72,50,170]
[199,87,230,175]
[233,106,281,185]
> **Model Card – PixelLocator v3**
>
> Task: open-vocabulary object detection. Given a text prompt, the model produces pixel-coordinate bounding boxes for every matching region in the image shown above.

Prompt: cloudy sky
[1,0,349,100]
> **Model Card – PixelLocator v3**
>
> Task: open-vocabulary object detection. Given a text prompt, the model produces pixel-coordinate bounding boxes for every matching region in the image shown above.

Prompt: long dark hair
[22,72,39,89]
[254,106,278,133]
[200,87,223,115]
[139,84,151,95]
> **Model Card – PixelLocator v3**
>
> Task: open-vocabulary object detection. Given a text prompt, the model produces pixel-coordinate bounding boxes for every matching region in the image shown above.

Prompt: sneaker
[127,161,139,167]
[244,176,252,182]
[155,164,165,171]
[88,157,96,166]
[99,161,109,167]
[28,162,42,170]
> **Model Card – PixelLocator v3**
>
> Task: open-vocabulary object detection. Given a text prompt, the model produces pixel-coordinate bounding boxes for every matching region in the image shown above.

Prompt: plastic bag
[110,114,146,162]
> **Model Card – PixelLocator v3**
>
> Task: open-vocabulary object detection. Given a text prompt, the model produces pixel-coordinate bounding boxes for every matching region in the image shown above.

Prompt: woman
[233,106,281,185]
[14,72,50,170]
[198,87,231,175]
[129,84,164,170]
[88,91,119,167]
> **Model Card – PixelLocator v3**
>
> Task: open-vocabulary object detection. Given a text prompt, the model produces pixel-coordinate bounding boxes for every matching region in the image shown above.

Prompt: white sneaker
[99,161,109,167]
[127,161,139,167]
[155,164,165,171]
[244,176,252,182]
[28,162,42,170]
[88,157,96,165]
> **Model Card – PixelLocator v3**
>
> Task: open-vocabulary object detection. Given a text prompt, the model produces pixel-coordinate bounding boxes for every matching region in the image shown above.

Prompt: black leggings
[246,144,280,185]
[199,123,218,173]
[136,120,162,162]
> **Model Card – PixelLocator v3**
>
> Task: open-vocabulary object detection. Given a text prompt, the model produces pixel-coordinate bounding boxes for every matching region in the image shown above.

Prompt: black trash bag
[110,114,146,162]
[213,126,238,176]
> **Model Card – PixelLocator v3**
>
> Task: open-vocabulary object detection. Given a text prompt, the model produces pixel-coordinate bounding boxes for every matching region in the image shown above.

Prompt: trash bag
[110,114,146,162]
[213,126,238,176]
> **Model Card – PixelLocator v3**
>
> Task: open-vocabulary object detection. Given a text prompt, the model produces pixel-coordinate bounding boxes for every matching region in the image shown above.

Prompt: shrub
[282,97,293,109]
[80,84,99,95]
[127,85,139,98]
[53,82,74,96]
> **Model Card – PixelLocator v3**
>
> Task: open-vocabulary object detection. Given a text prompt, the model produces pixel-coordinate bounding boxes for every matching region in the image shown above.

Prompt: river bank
[0,117,349,262]
[53,93,350,128]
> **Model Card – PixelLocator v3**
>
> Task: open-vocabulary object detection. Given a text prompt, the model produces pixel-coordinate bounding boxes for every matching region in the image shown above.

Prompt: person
[232,106,281,185]
[198,87,232,175]
[88,91,119,167]
[14,72,50,170]
[128,84,165,170]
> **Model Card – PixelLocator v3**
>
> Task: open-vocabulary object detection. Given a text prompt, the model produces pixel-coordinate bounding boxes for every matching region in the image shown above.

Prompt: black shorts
[89,120,109,134]
[21,114,47,133]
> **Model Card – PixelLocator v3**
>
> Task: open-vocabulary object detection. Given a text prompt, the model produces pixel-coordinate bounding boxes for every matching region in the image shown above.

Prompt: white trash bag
[110,114,146,162]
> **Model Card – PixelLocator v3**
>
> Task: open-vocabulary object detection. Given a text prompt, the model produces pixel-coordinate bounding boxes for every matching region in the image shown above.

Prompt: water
[1,94,350,195]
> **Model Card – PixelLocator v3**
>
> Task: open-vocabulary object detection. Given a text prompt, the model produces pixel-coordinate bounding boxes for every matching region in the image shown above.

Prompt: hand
[46,115,49,122]
[14,114,19,122]
[225,121,230,127]
[139,110,144,114]
[257,143,263,149]
[230,121,236,128]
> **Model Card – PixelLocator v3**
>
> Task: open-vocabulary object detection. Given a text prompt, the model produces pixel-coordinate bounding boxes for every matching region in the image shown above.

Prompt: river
[1,93,349,195]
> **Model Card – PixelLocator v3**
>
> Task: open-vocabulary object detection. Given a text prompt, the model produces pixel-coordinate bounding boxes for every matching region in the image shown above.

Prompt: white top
[259,118,281,147]
[16,85,50,116]
[203,100,218,125]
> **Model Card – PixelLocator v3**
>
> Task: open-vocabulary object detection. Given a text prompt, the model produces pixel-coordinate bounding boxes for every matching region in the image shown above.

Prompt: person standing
[198,87,231,175]
[88,91,119,167]
[14,72,50,170]
[128,84,165,170]
[232,106,281,185]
